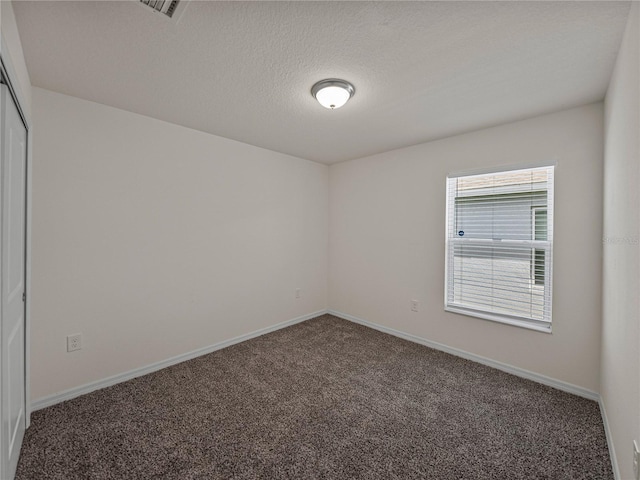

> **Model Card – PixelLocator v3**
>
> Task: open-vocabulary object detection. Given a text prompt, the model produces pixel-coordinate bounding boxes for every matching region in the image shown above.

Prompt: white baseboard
[599,396,621,480]
[33,308,613,474]
[31,309,329,411]
[328,309,599,401]
[32,307,599,406]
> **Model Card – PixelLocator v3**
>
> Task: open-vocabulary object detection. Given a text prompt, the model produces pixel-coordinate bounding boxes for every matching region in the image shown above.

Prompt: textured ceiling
[13,1,631,164]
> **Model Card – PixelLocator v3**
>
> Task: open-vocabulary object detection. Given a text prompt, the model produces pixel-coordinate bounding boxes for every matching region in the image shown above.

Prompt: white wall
[602,3,640,479]
[330,103,604,393]
[30,87,328,401]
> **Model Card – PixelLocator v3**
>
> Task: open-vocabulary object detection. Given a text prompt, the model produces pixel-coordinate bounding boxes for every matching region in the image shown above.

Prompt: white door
[0,84,27,480]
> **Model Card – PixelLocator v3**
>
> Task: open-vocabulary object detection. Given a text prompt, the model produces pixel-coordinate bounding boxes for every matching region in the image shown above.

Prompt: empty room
[0,1,638,479]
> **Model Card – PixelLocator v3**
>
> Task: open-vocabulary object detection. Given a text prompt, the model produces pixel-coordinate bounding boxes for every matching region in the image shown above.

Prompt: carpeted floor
[17,314,612,479]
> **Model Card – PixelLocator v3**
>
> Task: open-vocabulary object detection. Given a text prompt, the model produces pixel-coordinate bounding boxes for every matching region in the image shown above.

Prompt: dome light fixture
[311,79,355,110]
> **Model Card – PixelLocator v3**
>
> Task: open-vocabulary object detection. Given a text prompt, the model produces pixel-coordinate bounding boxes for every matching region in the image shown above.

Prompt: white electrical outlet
[411,300,419,312]
[295,288,301,299]
[633,440,639,480]
[67,334,82,352]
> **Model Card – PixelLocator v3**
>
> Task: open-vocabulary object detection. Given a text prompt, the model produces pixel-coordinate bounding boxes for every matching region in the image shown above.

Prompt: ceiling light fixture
[311,79,355,110]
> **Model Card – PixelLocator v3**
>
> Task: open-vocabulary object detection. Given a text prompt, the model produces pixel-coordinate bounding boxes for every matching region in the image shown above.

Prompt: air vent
[139,0,181,18]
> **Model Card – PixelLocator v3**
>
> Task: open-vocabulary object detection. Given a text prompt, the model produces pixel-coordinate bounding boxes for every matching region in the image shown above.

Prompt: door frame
[0,33,32,433]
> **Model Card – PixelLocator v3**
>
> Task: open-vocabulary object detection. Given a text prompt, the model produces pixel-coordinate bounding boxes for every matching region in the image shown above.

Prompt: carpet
[16,314,612,479]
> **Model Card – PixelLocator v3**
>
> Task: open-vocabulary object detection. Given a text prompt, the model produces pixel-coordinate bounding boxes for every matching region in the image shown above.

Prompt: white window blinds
[445,165,554,331]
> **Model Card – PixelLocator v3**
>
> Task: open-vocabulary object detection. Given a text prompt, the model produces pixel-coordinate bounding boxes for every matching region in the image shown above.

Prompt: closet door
[1,83,27,480]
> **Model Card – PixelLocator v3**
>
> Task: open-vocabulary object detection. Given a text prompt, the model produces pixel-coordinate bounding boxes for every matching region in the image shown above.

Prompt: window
[445,165,554,332]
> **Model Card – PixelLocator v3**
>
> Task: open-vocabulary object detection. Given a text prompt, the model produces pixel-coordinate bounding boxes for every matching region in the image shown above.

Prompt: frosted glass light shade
[311,79,355,110]
[315,86,350,109]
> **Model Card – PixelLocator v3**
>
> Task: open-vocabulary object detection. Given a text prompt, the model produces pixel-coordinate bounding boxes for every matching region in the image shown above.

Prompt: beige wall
[602,3,640,479]
[330,103,604,393]
[30,87,329,401]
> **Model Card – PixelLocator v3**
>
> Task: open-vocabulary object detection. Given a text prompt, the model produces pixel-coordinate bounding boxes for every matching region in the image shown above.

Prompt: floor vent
[139,0,181,19]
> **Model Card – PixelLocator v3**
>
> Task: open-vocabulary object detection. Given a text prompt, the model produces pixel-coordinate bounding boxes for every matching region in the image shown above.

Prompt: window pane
[456,192,547,241]
[533,208,547,285]
[452,244,547,321]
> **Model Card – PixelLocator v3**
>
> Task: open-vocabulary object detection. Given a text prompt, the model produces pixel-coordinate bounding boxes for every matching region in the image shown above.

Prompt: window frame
[444,164,555,333]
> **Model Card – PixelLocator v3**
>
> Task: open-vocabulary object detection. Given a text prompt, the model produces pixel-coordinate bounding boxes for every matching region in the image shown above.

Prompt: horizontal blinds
[445,166,554,324]
[139,0,180,17]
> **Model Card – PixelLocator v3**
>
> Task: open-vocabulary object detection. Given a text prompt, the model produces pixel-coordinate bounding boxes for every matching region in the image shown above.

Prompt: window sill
[445,305,552,333]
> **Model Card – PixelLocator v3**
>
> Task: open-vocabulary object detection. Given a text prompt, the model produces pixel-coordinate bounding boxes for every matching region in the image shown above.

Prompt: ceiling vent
[139,0,183,19]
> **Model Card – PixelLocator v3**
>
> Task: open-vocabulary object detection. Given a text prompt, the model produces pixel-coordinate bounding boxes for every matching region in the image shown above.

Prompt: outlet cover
[411,300,419,312]
[67,334,82,352]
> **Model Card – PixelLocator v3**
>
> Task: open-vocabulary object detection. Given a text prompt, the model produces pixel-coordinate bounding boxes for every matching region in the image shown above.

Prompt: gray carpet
[17,314,612,479]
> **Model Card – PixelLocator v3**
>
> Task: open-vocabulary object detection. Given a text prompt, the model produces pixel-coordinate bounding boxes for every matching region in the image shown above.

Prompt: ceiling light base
[311,79,355,110]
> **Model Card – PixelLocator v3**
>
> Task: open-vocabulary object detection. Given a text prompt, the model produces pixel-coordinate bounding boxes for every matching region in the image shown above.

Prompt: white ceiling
[13,1,631,164]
